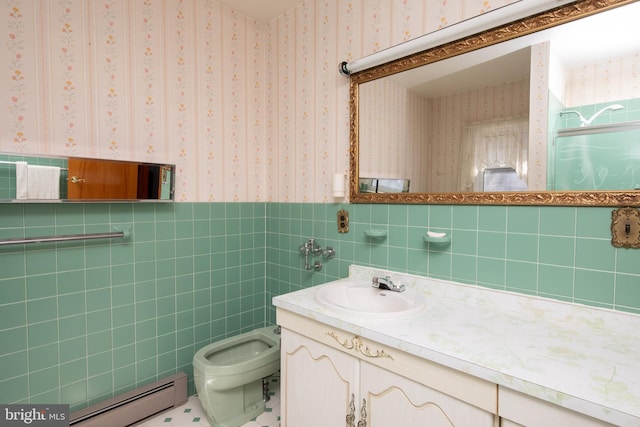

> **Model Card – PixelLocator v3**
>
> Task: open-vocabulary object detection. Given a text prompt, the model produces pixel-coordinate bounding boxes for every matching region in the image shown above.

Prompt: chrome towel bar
[0,231,125,246]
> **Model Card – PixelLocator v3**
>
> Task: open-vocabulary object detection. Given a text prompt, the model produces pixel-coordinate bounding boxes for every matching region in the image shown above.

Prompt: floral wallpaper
[529,41,551,191]
[1,0,265,202]
[2,0,535,202]
[358,78,430,192]
[564,51,640,107]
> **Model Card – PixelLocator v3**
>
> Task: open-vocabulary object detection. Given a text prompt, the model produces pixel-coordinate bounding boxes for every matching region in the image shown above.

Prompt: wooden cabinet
[68,158,138,199]
[361,362,495,427]
[498,387,615,427]
[277,309,621,427]
[280,327,359,426]
[278,309,497,427]
[67,157,174,200]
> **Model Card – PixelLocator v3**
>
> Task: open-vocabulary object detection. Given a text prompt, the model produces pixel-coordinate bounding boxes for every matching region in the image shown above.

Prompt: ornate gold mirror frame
[349,0,640,206]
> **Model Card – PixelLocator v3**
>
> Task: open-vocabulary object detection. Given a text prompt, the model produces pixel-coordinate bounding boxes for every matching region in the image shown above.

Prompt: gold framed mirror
[349,0,640,206]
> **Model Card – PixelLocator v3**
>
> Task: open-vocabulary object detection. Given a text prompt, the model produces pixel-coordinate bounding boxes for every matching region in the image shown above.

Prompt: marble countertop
[272,265,640,427]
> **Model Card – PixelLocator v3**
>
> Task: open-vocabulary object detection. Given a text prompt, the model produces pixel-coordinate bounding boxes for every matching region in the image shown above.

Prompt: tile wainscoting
[1,202,638,412]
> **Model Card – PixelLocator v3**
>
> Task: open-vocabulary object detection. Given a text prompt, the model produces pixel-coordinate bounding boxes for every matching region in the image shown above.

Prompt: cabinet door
[361,362,495,427]
[281,328,360,427]
[67,158,138,199]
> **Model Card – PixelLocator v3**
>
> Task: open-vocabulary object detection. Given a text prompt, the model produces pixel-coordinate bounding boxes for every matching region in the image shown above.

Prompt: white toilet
[193,326,281,427]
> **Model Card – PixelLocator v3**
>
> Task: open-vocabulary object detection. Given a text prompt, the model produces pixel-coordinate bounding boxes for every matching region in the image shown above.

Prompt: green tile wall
[265,203,640,324]
[1,201,639,411]
[0,202,266,411]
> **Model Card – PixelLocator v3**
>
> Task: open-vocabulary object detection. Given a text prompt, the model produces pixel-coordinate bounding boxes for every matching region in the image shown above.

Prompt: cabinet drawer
[498,387,615,427]
[277,308,497,414]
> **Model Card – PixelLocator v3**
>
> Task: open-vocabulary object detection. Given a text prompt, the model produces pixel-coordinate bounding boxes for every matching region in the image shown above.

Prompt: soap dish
[364,229,387,238]
[423,232,450,245]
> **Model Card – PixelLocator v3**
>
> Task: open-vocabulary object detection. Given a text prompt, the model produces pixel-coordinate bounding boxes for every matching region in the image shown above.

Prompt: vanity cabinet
[280,327,359,426]
[278,309,497,427]
[360,362,495,426]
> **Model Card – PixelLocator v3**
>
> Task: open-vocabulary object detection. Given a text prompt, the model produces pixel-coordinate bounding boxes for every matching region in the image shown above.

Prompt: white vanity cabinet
[278,309,498,427]
[360,362,495,426]
[280,327,359,426]
[274,267,640,426]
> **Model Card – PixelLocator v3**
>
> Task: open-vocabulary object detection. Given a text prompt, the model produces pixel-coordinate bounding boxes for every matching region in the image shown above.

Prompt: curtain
[458,118,529,192]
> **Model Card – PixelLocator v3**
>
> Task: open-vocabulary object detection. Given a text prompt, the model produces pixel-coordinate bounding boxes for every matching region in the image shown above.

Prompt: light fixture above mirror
[348,0,640,206]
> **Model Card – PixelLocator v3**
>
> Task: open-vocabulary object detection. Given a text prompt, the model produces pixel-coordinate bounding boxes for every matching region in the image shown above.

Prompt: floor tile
[135,376,280,427]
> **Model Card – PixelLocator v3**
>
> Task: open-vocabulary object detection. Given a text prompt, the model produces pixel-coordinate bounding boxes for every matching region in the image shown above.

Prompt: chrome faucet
[371,276,405,292]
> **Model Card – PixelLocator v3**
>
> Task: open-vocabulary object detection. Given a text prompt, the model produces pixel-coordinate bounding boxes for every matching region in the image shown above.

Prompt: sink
[314,280,426,317]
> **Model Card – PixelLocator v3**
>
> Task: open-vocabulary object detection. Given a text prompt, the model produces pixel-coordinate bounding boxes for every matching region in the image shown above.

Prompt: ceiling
[217,0,302,21]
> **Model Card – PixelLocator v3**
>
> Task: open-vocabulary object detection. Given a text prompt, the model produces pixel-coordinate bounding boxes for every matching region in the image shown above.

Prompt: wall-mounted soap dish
[424,231,450,245]
[364,229,387,238]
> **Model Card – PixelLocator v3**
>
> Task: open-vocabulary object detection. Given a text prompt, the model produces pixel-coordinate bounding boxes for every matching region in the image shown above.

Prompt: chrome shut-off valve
[299,238,322,256]
[299,238,335,272]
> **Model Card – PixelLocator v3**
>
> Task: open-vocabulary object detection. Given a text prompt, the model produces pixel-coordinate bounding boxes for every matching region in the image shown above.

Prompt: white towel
[26,165,61,199]
[15,161,28,200]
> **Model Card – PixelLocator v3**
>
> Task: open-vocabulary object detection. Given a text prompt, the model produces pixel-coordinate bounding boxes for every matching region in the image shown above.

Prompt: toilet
[193,326,281,427]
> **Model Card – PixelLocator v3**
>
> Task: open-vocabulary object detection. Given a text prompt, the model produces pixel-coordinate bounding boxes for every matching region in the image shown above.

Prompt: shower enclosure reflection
[551,120,640,191]
[560,104,624,127]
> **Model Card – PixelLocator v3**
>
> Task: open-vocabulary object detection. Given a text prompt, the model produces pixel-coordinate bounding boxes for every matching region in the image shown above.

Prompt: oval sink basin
[315,280,426,317]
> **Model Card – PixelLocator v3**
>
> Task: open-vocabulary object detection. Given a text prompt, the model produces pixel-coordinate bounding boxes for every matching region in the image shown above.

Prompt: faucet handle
[371,276,391,286]
[323,246,335,259]
[372,276,405,292]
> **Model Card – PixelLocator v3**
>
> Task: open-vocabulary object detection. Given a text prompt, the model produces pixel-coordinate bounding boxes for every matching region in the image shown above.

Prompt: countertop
[272,265,640,426]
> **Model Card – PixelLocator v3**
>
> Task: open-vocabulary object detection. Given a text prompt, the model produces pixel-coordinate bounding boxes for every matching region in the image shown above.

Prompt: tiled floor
[135,376,281,427]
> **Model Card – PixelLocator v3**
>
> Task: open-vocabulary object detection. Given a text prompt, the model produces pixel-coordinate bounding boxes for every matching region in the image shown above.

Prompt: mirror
[0,153,175,202]
[350,0,640,205]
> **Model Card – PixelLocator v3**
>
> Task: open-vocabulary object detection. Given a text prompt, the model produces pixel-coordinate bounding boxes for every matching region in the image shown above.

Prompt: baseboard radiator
[69,372,188,427]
